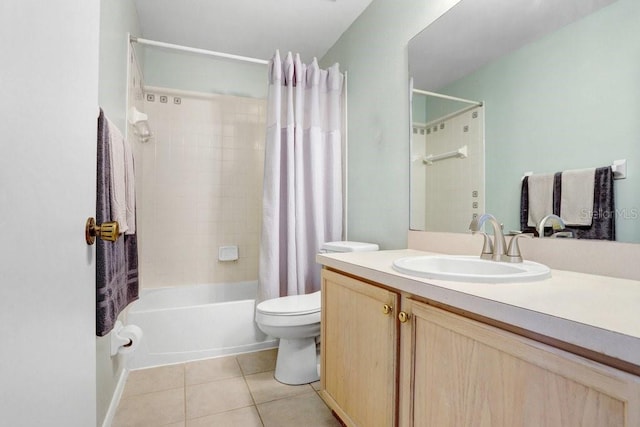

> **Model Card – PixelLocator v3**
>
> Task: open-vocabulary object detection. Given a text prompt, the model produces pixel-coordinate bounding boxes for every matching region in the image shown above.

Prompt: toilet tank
[320,241,379,253]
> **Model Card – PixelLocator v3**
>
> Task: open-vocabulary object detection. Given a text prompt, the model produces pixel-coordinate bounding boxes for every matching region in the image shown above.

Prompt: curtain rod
[412,88,482,107]
[130,36,270,65]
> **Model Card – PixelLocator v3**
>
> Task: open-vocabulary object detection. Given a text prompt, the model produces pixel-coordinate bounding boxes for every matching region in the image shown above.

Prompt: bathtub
[126,281,277,369]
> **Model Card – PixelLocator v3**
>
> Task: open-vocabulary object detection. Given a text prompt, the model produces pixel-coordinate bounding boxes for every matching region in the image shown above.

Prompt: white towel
[527,173,554,227]
[106,117,136,234]
[560,168,595,226]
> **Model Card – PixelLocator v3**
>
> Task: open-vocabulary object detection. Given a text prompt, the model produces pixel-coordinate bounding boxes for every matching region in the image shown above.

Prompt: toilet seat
[256,291,321,327]
[256,291,320,316]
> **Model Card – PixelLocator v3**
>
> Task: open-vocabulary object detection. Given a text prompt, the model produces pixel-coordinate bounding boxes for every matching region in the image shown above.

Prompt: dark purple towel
[96,110,139,336]
[520,166,615,240]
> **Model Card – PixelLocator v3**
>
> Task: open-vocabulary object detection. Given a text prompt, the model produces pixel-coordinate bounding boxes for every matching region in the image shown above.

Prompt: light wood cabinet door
[400,298,640,427]
[320,269,399,427]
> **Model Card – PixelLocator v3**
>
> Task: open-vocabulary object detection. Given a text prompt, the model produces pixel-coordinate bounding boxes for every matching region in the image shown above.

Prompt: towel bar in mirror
[85,217,119,245]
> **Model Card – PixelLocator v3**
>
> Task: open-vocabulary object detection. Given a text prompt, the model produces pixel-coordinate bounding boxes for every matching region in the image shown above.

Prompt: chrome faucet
[470,214,531,263]
[537,214,566,238]
[469,213,507,262]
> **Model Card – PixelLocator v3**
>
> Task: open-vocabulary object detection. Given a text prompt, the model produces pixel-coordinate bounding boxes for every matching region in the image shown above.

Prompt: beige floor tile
[257,391,342,427]
[185,355,242,385]
[186,377,254,420]
[164,423,186,427]
[311,380,321,391]
[237,348,277,375]
[112,388,185,427]
[186,406,263,427]
[123,364,185,397]
[245,371,313,404]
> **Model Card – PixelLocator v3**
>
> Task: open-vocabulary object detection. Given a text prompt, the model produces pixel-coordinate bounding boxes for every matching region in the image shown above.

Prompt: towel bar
[423,145,468,165]
[522,159,627,180]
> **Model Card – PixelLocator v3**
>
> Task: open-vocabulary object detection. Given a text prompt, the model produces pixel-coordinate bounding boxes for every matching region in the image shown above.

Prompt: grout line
[182,363,187,423]
[121,384,186,399]
[251,383,317,406]
[237,355,248,377]
[241,363,259,407]
[238,355,266,426]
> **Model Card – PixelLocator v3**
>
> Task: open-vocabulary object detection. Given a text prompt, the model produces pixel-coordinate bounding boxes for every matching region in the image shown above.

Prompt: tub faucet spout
[469,213,507,262]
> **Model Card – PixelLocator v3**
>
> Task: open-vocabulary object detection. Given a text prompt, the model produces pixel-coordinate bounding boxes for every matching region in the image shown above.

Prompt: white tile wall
[136,88,266,288]
[422,106,485,232]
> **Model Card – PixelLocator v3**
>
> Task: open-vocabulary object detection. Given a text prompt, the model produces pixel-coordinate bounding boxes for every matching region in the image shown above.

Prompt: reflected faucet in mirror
[537,214,574,238]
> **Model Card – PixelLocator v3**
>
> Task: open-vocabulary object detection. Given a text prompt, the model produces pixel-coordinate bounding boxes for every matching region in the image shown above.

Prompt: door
[0,1,100,425]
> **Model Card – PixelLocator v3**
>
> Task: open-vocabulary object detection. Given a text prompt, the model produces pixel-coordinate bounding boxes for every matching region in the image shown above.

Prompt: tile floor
[112,348,344,427]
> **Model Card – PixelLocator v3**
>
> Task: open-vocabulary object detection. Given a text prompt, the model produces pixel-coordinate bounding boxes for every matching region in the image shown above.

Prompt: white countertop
[317,249,640,367]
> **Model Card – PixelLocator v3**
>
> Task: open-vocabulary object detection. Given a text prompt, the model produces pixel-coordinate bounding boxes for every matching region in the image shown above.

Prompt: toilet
[256,241,379,385]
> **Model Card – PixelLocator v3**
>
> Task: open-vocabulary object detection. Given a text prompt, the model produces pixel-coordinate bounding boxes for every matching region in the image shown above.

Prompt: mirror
[410,94,485,232]
[408,0,640,243]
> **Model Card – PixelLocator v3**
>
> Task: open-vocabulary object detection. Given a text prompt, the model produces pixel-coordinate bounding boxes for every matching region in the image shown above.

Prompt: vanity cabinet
[400,298,640,426]
[320,269,399,427]
[320,269,640,427]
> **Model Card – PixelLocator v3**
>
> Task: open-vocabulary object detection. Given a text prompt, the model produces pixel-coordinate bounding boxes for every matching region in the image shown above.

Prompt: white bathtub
[126,281,277,369]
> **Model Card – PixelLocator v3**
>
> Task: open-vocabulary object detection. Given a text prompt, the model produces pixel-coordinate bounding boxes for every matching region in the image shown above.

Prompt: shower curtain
[258,51,344,302]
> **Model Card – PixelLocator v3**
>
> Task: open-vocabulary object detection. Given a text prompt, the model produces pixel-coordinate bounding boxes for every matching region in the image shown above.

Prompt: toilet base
[274,337,320,385]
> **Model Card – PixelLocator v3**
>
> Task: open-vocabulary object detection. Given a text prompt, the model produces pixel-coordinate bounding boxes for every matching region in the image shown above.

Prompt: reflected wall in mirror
[408,0,640,243]
[411,93,484,232]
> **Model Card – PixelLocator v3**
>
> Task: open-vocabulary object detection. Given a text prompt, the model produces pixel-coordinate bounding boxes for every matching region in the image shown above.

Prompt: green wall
[412,93,427,124]
[140,46,268,98]
[327,0,640,245]
[441,0,640,241]
[321,0,462,249]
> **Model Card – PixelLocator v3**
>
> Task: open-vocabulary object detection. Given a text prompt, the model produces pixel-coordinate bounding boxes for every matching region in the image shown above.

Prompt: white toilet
[256,241,379,385]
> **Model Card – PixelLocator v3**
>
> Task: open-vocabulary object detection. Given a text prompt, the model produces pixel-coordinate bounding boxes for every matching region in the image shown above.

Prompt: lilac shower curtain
[258,51,344,302]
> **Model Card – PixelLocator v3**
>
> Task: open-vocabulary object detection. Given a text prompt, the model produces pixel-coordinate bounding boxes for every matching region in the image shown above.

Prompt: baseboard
[101,368,129,427]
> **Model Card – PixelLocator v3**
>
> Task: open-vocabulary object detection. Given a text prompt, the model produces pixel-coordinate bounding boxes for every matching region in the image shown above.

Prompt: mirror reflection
[408,0,640,243]
[410,92,484,232]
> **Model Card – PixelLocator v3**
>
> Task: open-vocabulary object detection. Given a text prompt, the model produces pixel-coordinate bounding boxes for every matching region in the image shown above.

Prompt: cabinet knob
[382,304,393,315]
[398,311,410,323]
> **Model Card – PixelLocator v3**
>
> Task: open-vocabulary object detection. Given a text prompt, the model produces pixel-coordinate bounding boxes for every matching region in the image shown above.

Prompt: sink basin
[392,255,551,283]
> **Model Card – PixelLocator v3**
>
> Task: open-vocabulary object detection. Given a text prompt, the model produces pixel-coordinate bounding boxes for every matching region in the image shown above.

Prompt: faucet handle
[474,231,494,260]
[506,233,533,263]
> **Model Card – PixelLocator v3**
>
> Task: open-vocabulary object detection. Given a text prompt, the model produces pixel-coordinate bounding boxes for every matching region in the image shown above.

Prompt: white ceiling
[133,0,373,62]
[409,0,618,91]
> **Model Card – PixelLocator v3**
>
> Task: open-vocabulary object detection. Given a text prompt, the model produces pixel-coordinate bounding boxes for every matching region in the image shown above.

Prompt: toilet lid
[256,291,321,316]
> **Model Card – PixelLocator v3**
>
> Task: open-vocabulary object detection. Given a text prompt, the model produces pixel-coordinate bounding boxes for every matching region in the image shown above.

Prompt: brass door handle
[398,311,410,323]
[85,217,119,245]
[382,304,393,315]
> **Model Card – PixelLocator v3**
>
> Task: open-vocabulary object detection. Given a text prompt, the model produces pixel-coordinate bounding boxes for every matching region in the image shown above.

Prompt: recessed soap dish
[219,245,239,261]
